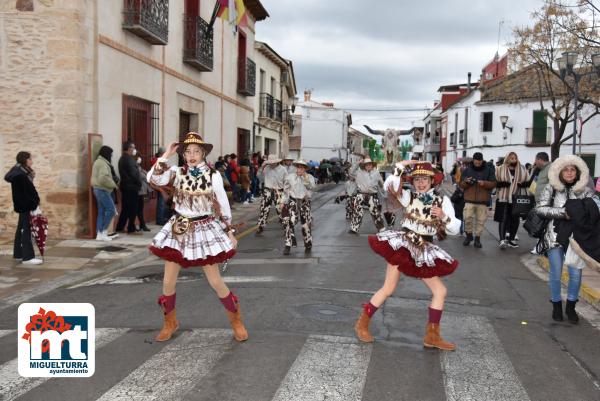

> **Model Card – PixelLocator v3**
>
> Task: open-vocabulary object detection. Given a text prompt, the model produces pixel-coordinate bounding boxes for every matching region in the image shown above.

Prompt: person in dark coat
[4,151,42,264]
[116,141,142,234]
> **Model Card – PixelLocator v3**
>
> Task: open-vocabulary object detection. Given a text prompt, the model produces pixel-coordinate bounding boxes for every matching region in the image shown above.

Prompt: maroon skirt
[368,235,458,278]
[149,246,236,268]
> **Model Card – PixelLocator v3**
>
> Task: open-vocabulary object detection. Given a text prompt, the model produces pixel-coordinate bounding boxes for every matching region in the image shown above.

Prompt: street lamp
[499,115,512,132]
[557,51,600,155]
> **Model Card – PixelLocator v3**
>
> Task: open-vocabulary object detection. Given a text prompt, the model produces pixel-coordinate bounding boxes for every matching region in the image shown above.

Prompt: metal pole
[572,74,579,155]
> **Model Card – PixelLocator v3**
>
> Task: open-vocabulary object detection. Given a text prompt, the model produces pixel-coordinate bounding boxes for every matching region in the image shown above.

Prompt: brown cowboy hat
[181,132,213,155]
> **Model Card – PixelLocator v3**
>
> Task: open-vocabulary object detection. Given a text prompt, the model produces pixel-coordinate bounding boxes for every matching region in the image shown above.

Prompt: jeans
[547,247,582,302]
[498,201,520,241]
[93,187,116,233]
[156,194,167,225]
[14,212,35,261]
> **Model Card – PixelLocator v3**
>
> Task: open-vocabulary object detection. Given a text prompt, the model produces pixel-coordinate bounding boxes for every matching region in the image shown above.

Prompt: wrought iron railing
[123,0,169,45]
[183,14,213,71]
[238,57,256,96]
[259,93,283,122]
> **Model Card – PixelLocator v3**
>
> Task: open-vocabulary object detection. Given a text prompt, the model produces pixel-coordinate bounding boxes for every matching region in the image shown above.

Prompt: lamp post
[557,51,600,155]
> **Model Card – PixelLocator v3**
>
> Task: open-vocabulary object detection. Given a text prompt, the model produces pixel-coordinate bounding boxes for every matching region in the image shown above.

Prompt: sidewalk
[478,209,600,312]
[0,200,262,301]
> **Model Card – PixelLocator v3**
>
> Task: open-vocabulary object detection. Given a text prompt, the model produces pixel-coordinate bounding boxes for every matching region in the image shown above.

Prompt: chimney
[467,72,472,93]
[304,90,311,102]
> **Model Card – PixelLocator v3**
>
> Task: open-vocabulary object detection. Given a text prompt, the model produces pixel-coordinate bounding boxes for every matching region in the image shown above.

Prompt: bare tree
[509,0,600,160]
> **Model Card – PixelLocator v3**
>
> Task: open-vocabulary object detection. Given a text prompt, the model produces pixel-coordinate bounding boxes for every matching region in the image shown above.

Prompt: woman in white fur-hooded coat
[536,154,598,324]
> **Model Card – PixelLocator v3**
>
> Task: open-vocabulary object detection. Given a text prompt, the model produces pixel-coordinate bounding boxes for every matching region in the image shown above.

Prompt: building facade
[443,68,600,176]
[0,0,269,237]
[253,41,296,158]
[291,91,352,163]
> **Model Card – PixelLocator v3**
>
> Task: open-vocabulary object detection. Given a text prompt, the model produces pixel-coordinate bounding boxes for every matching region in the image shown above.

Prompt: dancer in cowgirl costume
[256,154,287,235]
[349,158,385,234]
[148,133,248,342]
[281,159,316,256]
[354,160,461,350]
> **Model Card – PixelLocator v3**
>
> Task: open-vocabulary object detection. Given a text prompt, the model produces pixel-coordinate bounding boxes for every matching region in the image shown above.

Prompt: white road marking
[0,328,127,401]
[440,314,531,401]
[95,329,232,401]
[271,334,372,401]
[0,330,15,339]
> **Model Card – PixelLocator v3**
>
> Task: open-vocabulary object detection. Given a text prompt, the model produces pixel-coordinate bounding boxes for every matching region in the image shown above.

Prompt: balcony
[122,0,169,45]
[183,15,213,71]
[259,93,283,122]
[283,109,294,131]
[526,127,553,146]
[237,57,256,96]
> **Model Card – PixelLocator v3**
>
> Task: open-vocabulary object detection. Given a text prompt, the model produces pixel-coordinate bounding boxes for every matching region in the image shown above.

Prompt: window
[260,69,266,93]
[271,77,276,97]
[532,110,547,144]
[454,113,458,137]
[450,132,456,146]
[481,112,493,132]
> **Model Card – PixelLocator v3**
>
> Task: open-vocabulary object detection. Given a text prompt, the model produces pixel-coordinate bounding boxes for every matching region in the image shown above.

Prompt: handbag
[511,194,535,217]
[523,209,547,238]
[450,188,463,204]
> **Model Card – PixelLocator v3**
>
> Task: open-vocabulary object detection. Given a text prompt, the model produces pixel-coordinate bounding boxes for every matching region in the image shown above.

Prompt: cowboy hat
[264,154,282,165]
[180,132,213,155]
[359,158,375,167]
[407,162,444,186]
[282,154,294,161]
[293,159,310,168]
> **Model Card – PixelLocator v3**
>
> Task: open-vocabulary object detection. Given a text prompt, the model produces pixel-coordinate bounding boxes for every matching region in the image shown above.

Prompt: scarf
[496,163,528,203]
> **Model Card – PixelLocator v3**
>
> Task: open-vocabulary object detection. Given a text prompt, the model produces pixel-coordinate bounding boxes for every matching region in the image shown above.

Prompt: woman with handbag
[494,152,529,249]
[147,132,248,343]
[4,151,42,265]
[535,155,599,323]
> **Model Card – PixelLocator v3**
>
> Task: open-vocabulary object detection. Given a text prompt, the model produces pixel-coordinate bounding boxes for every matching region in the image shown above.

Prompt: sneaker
[243,201,249,205]
[348,229,359,235]
[515,235,519,241]
[530,246,539,255]
[22,258,43,265]
[96,232,112,241]
[499,240,508,250]
[107,232,120,239]
[507,240,519,248]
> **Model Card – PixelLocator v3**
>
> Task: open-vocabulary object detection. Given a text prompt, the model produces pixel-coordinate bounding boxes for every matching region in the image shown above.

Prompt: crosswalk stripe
[95,329,232,401]
[440,315,531,401]
[0,330,15,339]
[271,334,372,401]
[0,328,128,401]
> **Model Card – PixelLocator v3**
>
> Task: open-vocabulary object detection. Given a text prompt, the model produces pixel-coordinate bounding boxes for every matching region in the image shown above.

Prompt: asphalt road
[1,184,599,401]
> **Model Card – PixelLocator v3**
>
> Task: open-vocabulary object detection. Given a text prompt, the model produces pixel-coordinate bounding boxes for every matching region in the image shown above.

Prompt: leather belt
[171,213,212,235]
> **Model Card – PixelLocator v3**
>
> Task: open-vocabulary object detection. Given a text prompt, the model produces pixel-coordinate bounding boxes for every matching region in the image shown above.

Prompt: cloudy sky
[256,0,544,131]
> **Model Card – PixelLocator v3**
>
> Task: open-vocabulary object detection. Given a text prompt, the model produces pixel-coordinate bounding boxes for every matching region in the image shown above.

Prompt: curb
[537,256,600,310]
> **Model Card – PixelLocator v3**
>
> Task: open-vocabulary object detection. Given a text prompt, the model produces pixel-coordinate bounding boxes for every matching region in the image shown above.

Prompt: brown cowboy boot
[423,323,455,351]
[354,310,374,343]
[155,309,179,342]
[226,302,249,342]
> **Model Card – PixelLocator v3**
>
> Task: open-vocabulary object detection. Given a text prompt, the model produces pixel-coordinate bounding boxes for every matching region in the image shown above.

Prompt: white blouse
[384,174,461,236]
[147,158,232,222]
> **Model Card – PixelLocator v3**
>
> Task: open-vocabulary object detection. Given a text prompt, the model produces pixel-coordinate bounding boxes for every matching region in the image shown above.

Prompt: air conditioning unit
[281,71,289,85]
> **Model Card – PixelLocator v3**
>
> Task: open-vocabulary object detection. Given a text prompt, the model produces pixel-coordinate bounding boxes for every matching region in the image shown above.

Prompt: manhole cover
[137,270,204,283]
[98,246,128,252]
[288,304,355,322]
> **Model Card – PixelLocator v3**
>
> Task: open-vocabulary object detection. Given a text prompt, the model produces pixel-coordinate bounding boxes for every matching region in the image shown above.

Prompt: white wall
[298,106,348,162]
